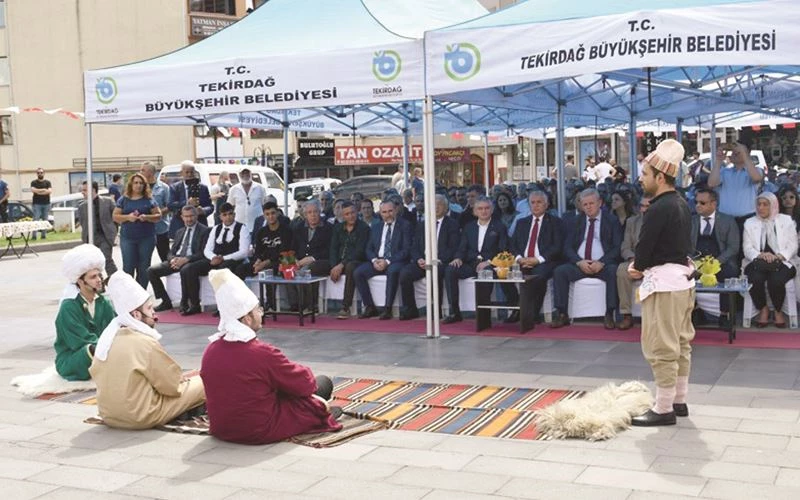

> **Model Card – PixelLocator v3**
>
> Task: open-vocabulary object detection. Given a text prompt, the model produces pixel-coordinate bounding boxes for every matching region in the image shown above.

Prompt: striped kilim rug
[331,378,585,440]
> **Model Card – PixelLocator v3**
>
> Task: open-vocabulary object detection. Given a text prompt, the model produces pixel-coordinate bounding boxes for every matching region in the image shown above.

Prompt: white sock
[674,376,689,404]
[654,386,677,414]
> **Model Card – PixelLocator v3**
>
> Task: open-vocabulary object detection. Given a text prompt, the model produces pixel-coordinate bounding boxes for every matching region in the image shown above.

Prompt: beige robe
[89,328,205,429]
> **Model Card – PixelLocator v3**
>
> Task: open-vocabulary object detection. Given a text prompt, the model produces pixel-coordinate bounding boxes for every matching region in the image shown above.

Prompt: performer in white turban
[200,269,341,444]
[54,244,116,381]
[90,272,205,429]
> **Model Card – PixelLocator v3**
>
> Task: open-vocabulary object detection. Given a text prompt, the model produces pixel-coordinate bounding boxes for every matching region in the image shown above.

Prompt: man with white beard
[228,168,267,231]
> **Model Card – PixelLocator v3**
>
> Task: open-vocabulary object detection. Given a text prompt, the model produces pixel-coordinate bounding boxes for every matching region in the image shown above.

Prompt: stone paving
[2,248,800,499]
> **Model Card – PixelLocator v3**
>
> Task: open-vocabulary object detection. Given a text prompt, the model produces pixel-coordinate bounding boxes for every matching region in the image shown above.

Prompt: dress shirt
[701,213,716,235]
[376,221,394,264]
[477,220,490,253]
[204,223,251,261]
[516,216,545,263]
[577,215,604,261]
[717,166,760,217]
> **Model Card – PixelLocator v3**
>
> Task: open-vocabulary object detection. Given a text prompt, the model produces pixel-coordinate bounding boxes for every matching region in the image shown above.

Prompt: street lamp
[254,146,273,167]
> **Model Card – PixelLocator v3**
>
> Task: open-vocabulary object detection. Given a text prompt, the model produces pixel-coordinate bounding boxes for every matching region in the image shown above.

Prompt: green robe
[54,294,116,381]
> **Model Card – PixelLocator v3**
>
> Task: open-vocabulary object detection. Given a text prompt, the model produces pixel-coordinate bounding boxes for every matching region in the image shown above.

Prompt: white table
[0,221,53,259]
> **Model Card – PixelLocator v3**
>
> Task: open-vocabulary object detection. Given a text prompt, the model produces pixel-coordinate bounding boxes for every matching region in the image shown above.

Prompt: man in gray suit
[616,194,651,330]
[691,188,741,327]
[147,205,210,313]
[78,181,118,276]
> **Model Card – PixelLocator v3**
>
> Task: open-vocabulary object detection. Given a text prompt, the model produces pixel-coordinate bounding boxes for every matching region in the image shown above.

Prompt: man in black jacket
[289,200,332,312]
[443,196,517,324]
[399,194,461,320]
[511,190,564,325]
[551,188,623,329]
[329,202,370,318]
[148,205,211,313]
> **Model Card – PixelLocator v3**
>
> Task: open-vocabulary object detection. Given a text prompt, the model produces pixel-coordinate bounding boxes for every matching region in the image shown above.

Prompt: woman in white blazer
[742,192,799,327]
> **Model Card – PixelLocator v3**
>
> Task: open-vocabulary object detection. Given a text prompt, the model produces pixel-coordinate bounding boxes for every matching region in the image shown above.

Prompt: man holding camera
[168,161,213,238]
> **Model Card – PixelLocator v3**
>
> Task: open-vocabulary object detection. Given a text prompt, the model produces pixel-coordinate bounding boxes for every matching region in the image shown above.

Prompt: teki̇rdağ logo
[444,43,481,81]
[372,50,402,82]
[95,77,118,105]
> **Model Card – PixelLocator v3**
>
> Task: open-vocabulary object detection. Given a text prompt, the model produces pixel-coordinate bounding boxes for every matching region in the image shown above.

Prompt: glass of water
[264,269,273,279]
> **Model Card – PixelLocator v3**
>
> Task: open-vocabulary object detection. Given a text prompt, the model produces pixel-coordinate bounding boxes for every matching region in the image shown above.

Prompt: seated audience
[148,205,210,313]
[742,192,798,328]
[616,194,650,330]
[443,196,518,324]
[551,188,623,329]
[329,201,370,319]
[495,191,519,228]
[777,184,800,230]
[54,244,116,381]
[354,200,412,319]
[610,190,635,230]
[201,269,341,444]
[399,194,460,320]
[289,200,332,312]
[90,272,205,429]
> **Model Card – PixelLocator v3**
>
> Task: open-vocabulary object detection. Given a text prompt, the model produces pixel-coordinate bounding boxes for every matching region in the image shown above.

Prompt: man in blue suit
[511,190,564,325]
[551,188,623,329]
[399,194,461,320]
[354,200,412,320]
[168,161,213,238]
[443,196,518,324]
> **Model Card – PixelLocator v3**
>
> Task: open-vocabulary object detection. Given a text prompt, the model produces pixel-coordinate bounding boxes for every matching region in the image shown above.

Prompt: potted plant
[278,250,298,280]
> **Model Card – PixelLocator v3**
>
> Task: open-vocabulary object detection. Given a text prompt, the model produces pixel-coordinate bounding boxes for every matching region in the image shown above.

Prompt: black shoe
[550,312,570,328]
[504,310,520,323]
[604,312,617,330]
[179,301,189,313]
[154,301,173,312]
[212,310,220,318]
[181,306,201,316]
[379,309,392,320]
[399,309,419,321]
[358,306,379,319]
[442,314,462,324]
[673,403,689,417]
[631,409,677,427]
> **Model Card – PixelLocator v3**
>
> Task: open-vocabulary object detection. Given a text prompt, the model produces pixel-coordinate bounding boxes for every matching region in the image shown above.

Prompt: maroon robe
[200,338,341,444]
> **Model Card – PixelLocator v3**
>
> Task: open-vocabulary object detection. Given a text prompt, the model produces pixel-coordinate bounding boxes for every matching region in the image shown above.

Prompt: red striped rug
[331,378,584,440]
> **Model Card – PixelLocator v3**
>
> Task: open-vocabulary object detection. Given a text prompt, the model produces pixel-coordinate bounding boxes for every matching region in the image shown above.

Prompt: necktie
[383,223,393,259]
[527,217,540,258]
[584,218,596,260]
[702,217,712,236]
[178,227,192,256]
[221,227,230,244]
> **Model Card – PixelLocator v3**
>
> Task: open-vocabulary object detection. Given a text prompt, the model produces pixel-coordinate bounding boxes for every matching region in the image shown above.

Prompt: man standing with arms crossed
[30,167,52,240]
[628,139,695,427]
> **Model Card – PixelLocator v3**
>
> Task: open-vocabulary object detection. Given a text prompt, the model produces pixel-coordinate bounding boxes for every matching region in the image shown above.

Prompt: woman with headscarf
[742,192,798,328]
[113,173,161,288]
[777,184,800,230]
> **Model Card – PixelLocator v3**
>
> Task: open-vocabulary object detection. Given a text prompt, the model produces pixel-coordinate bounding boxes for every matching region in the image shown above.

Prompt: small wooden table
[695,284,749,344]
[473,275,539,334]
[246,276,327,326]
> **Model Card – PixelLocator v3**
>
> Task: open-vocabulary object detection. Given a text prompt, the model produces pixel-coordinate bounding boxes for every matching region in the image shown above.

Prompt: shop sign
[297,138,335,159]
[190,14,236,38]
[334,145,470,165]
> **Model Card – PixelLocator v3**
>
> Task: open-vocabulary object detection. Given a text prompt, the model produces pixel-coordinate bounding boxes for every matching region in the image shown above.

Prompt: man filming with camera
[168,160,213,239]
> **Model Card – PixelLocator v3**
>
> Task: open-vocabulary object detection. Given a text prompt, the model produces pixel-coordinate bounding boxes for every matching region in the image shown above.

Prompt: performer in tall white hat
[200,269,342,444]
[90,272,205,429]
[54,244,116,381]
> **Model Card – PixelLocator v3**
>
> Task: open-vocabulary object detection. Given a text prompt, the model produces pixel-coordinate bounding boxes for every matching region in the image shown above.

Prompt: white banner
[426,1,800,96]
[85,43,424,123]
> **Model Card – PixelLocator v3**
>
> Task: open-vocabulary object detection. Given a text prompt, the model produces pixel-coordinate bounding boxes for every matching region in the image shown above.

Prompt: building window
[0,57,8,86]
[189,0,235,15]
[0,115,13,145]
[0,0,5,28]
[250,129,283,139]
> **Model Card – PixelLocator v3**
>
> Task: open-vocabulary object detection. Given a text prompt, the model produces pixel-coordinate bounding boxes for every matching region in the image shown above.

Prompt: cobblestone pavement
[1,249,800,499]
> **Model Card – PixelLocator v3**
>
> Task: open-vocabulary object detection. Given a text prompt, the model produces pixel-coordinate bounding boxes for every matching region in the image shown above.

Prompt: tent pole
[212,127,219,163]
[709,114,717,170]
[402,122,410,190]
[675,118,684,143]
[542,128,548,180]
[483,131,490,195]
[86,123,94,246]
[422,96,439,339]
[556,104,566,215]
[282,111,290,214]
[629,86,638,181]
[697,117,703,153]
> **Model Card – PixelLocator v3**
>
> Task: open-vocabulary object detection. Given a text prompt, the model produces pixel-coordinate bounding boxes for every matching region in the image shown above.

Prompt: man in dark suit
[354,200,412,319]
[691,188,741,326]
[168,161,213,238]
[443,196,518,324]
[511,190,564,325]
[551,188,623,329]
[148,205,210,313]
[399,194,460,320]
[78,180,118,276]
[288,199,333,312]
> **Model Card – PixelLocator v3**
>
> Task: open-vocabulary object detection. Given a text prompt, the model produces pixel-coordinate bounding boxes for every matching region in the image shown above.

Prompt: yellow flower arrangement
[693,255,721,287]
[490,251,515,269]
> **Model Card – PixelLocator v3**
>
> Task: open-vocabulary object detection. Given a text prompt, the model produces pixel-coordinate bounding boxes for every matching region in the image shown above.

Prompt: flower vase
[496,267,510,280]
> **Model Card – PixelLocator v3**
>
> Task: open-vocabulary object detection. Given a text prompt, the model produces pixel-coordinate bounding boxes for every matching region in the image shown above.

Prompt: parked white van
[287,177,341,218]
[157,163,286,210]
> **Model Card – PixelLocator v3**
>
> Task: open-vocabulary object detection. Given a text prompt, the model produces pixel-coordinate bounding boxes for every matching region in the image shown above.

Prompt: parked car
[6,201,35,222]
[332,175,395,201]
[287,177,341,218]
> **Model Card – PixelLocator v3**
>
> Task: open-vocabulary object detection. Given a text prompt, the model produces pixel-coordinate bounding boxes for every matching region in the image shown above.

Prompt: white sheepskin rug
[10,366,95,397]
[534,381,653,441]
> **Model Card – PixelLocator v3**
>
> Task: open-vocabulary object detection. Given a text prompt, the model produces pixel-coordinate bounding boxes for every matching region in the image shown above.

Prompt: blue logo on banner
[444,43,481,81]
[372,50,402,82]
[95,77,118,104]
